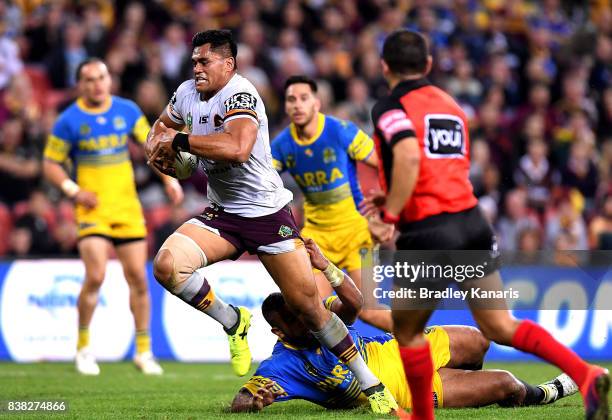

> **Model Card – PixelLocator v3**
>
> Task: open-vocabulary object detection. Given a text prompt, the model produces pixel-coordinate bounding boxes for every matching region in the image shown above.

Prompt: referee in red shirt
[364,30,609,420]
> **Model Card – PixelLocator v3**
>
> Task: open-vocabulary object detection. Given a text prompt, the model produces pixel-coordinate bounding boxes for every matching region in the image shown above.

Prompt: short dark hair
[382,30,429,75]
[284,75,318,94]
[192,29,237,69]
[261,292,286,328]
[76,57,105,81]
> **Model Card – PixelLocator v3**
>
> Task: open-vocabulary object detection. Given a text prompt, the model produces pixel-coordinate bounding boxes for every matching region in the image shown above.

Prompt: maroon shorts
[186,204,303,258]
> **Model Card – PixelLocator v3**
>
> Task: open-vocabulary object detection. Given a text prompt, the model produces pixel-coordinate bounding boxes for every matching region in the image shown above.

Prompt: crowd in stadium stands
[0,0,610,257]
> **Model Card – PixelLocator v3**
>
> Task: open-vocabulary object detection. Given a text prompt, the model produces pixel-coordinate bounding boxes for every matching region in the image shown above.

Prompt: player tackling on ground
[145,30,396,414]
[43,58,183,375]
[362,30,609,420]
[230,239,578,413]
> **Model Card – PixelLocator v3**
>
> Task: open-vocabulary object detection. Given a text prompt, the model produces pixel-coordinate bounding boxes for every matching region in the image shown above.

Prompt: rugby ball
[174,151,198,179]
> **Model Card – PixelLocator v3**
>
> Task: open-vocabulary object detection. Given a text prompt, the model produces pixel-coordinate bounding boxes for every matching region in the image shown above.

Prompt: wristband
[380,207,400,224]
[172,132,190,152]
[60,179,80,198]
[322,262,344,288]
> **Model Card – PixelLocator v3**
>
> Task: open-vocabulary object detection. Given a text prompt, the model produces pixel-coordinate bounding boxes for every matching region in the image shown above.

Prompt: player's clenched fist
[146,121,177,176]
[252,381,283,411]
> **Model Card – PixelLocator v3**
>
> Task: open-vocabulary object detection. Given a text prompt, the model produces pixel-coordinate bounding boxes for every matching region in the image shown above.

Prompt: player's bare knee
[496,371,525,406]
[83,270,105,290]
[153,248,174,287]
[468,326,490,362]
[128,277,148,296]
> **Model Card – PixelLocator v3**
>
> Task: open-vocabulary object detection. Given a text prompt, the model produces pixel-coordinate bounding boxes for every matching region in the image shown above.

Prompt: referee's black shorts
[394,205,500,288]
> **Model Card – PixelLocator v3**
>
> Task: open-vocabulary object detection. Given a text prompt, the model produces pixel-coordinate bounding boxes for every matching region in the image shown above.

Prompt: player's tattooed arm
[230,383,282,413]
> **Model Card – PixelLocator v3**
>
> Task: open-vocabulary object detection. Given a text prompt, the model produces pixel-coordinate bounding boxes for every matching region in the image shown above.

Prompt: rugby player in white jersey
[145,30,397,414]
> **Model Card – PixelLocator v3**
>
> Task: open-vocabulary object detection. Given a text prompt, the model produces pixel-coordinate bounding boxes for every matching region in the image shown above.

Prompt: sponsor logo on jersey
[424,114,466,159]
[304,148,313,157]
[323,147,336,163]
[378,109,414,143]
[186,112,193,132]
[96,116,106,125]
[278,225,293,238]
[79,124,91,136]
[224,92,257,112]
[78,222,97,230]
[113,116,126,130]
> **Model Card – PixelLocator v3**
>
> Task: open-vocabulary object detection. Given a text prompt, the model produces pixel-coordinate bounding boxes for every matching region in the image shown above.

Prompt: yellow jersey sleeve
[44,134,71,163]
[242,375,287,396]
[272,158,284,171]
[132,115,150,145]
[347,130,374,161]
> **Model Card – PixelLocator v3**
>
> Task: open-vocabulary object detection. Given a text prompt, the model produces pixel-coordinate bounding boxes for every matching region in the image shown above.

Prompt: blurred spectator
[108,29,146,96]
[0,0,22,39]
[82,2,109,58]
[481,164,503,211]
[0,24,22,90]
[134,77,167,123]
[23,2,64,63]
[7,227,31,257]
[517,227,543,253]
[529,0,572,49]
[0,118,41,205]
[589,193,612,250]
[597,88,612,140]
[446,60,482,107]
[497,189,541,250]
[0,0,609,256]
[337,77,375,133]
[159,22,189,91]
[12,190,57,255]
[472,102,514,186]
[560,137,599,205]
[512,83,554,139]
[469,139,490,195]
[589,34,611,92]
[545,190,589,250]
[552,74,598,146]
[514,138,559,211]
[53,219,78,256]
[46,19,90,89]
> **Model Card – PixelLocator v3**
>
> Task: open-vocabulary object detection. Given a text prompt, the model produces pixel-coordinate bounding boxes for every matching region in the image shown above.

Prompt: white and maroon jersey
[166,73,292,217]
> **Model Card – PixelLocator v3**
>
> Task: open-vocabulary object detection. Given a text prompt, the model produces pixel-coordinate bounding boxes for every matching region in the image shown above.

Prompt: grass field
[0,362,610,419]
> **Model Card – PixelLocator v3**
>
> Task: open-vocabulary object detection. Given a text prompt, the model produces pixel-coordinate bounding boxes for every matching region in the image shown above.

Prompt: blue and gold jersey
[271,113,374,229]
[244,326,387,408]
[242,298,452,410]
[44,96,150,234]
